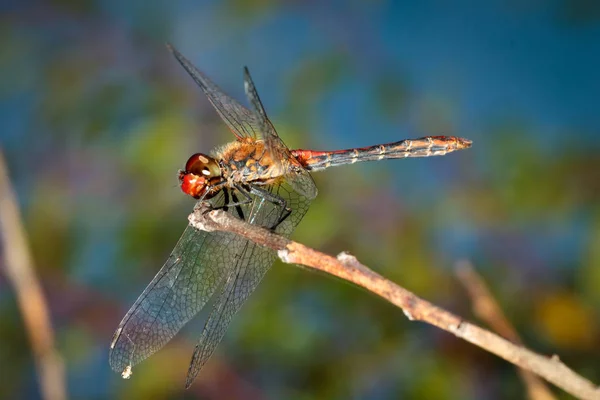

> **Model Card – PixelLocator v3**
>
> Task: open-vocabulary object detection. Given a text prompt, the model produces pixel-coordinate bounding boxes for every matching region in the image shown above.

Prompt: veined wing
[242,67,318,200]
[110,183,312,383]
[109,192,246,376]
[242,67,289,161]
[168,44,261,140]
[184,181,312,387]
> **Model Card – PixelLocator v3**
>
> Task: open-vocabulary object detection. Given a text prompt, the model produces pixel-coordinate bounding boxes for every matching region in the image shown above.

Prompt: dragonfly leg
[217,186,253,208]
[197,180,228,203]
[209,185,254,222]
[247,184,291,229]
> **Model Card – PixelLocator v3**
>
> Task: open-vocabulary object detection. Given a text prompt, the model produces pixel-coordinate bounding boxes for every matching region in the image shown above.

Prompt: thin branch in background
[455,260,557,400]
[0,149,67,400]
[188,204,600,400]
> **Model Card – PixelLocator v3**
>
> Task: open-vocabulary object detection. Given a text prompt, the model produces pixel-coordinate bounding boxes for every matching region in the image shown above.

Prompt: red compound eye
[179,153,221,199]
[180,173,206,198]
[184,153,220,178]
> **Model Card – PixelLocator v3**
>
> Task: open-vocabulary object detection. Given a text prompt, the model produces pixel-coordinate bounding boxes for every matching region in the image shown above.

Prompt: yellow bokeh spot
[535,291,597,349]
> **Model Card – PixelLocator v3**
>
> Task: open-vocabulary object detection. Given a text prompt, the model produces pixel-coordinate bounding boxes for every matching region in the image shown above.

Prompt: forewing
[241,67,318,198]
[185,181,312,387]
[109,193,245,376]
[242,67,290,161]
[168,44,261,139]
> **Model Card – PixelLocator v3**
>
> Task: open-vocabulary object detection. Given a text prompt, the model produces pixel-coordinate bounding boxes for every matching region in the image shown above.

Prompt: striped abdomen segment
[292,136,472,171]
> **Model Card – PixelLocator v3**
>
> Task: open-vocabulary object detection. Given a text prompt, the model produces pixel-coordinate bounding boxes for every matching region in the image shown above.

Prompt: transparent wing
[168,44,261,140]
[286,167,318,200]
[109,193,245,375]
[242,66,289,160]
[109,183,312,382]
[184,181,312,387]
[242,67,318,199]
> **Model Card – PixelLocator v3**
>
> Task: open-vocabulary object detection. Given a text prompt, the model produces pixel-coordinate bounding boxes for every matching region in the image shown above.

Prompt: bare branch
[0,149,67,400]
[456,260,557,400]
[189,204,600,400]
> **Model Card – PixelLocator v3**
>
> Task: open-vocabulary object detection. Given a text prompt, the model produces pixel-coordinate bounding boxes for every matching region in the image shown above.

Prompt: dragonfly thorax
[179,153,222,199]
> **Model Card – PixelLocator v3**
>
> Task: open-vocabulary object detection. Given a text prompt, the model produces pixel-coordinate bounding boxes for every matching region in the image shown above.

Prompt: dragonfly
[110,44,472,388]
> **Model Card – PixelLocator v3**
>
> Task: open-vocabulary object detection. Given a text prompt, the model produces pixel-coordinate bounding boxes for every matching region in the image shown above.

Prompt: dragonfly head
[179,153,222,200]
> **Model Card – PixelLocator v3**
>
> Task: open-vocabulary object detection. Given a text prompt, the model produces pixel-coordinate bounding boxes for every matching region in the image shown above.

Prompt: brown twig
[455,260,557,400]
[0,150,67,400]
[188,204,600,400]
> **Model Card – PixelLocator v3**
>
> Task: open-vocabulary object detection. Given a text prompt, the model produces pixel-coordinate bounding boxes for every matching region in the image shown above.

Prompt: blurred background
[1,1,599,399]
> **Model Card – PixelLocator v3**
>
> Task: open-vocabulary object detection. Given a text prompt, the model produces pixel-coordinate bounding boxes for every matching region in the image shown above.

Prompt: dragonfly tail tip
[458,137,473,149]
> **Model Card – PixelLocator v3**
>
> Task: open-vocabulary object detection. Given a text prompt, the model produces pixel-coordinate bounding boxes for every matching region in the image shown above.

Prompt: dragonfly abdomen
[292,136,472,171]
